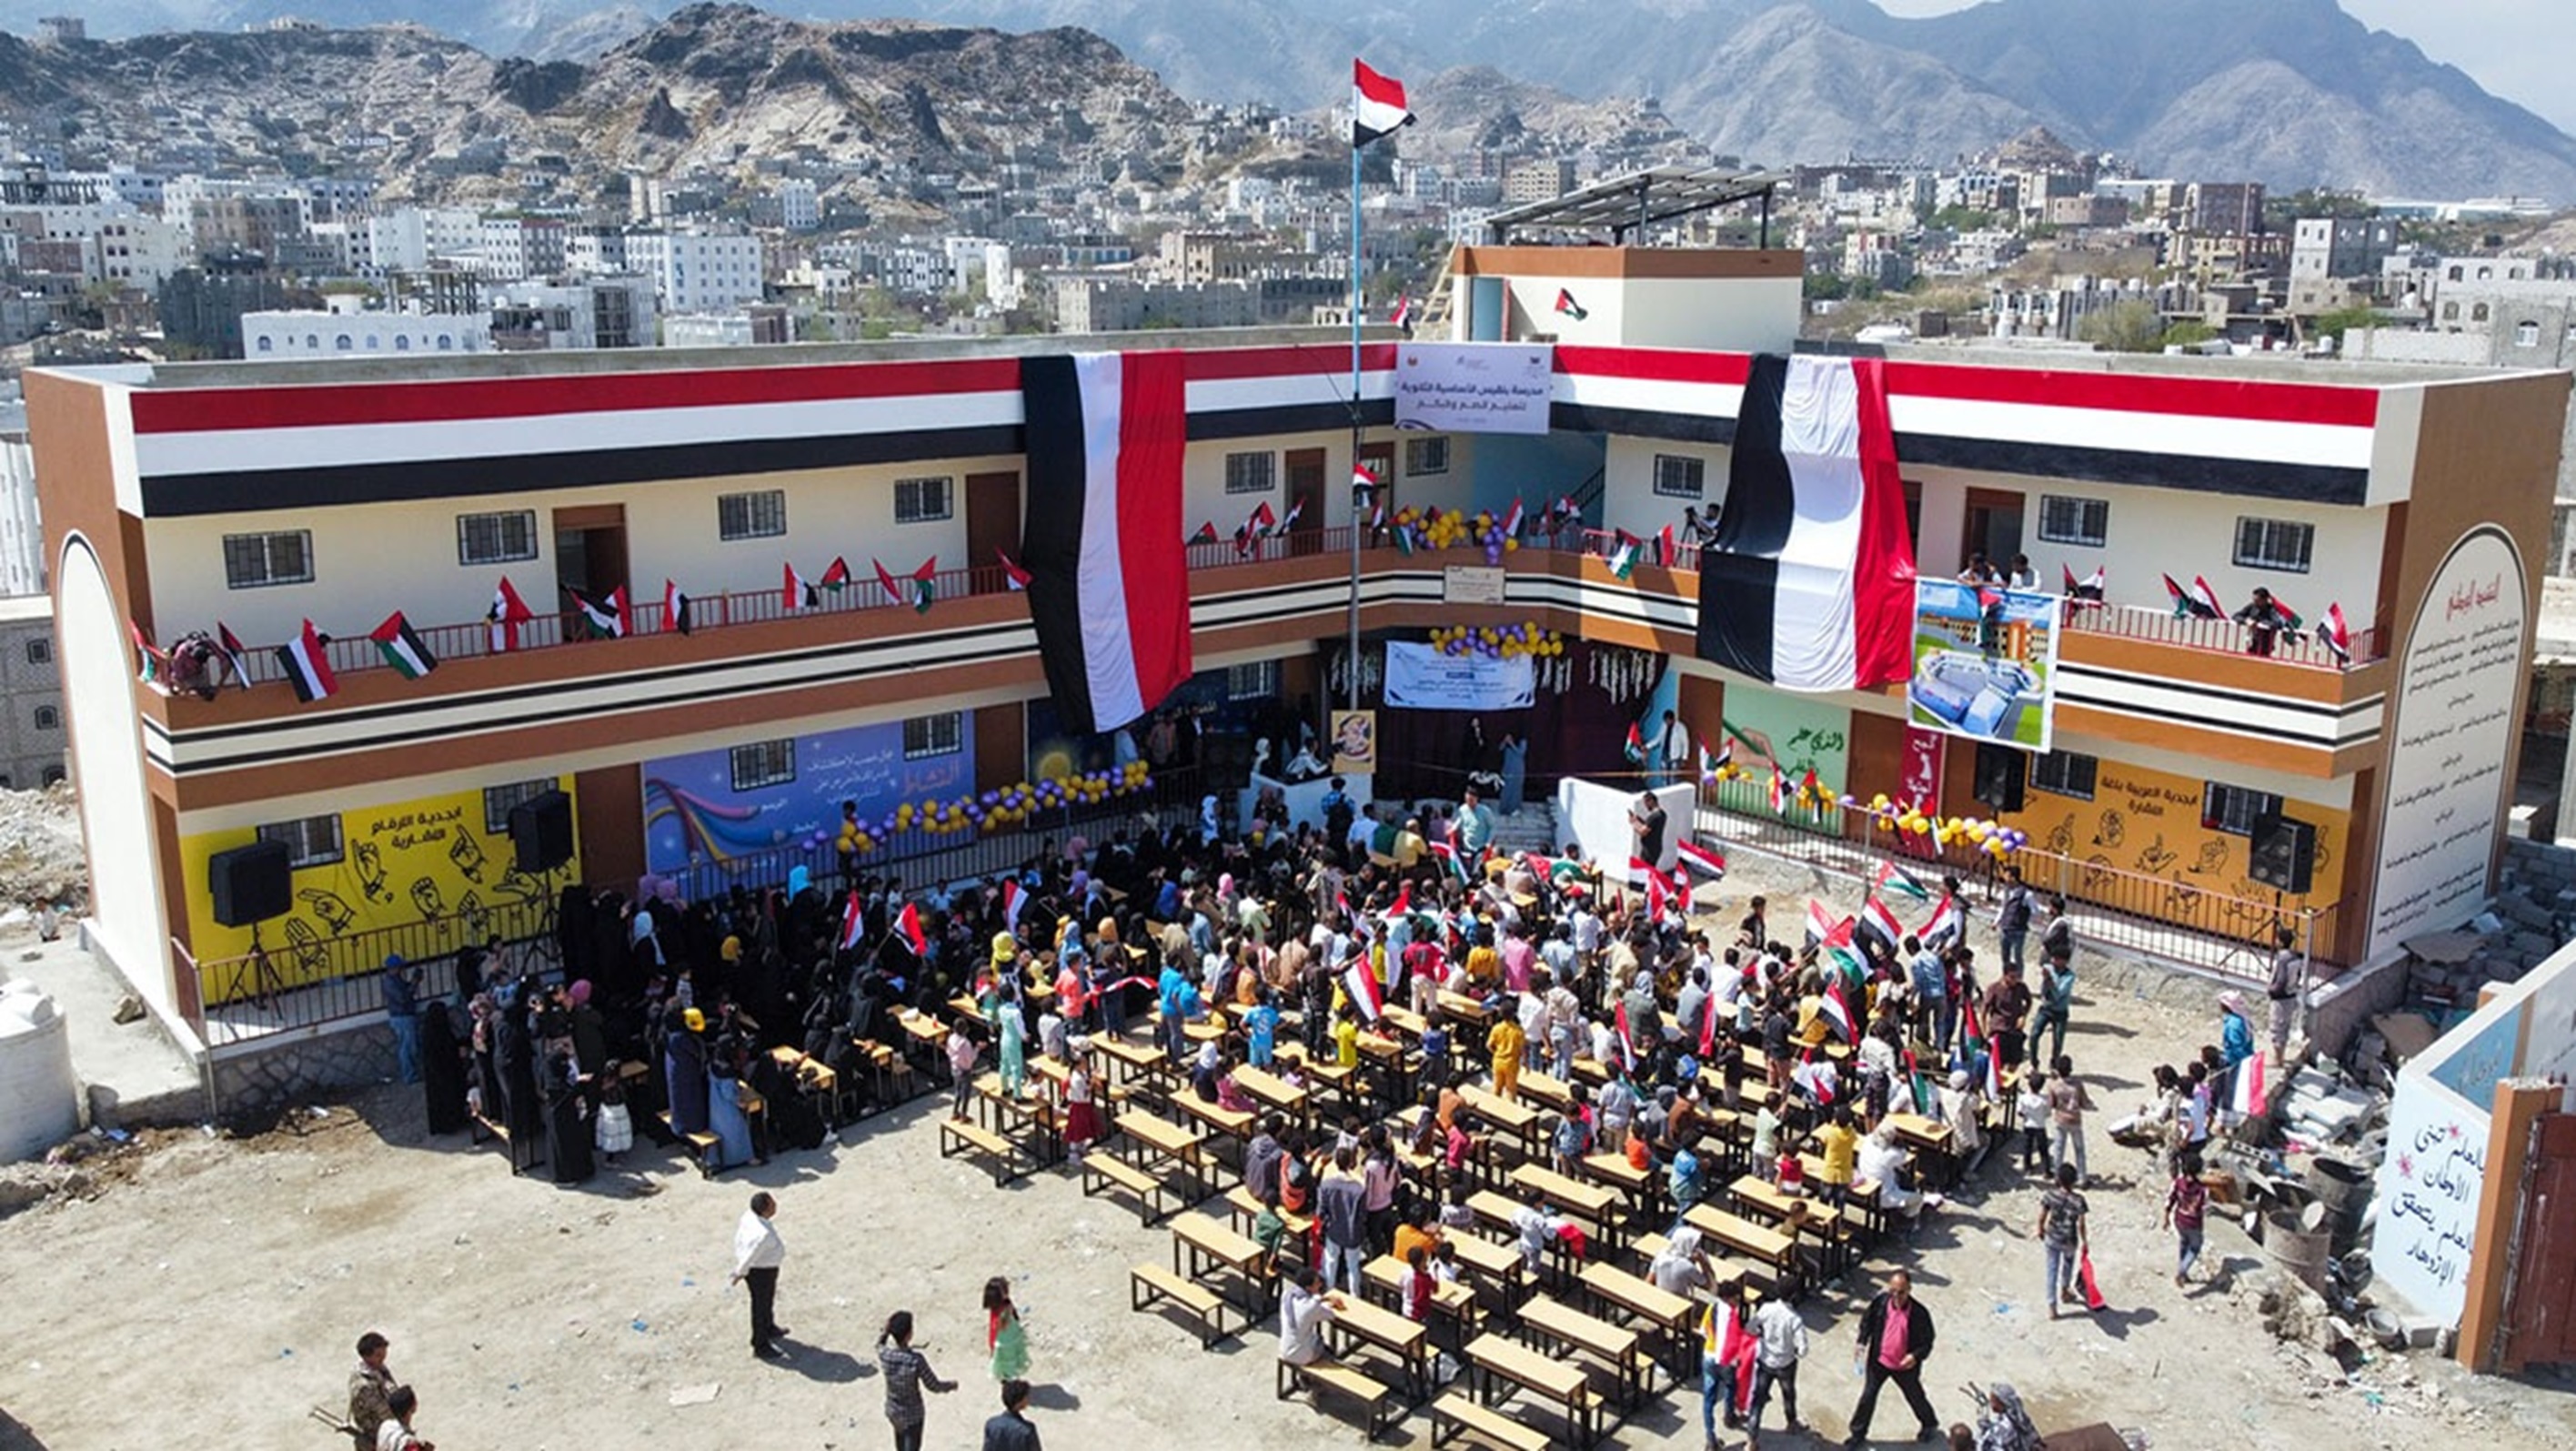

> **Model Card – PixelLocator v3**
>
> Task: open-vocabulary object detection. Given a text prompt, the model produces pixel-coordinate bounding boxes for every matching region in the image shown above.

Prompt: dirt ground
[5,852,2576,1451]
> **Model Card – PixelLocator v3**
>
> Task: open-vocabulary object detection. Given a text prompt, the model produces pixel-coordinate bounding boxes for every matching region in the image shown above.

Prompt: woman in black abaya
[496,993,546,1174]
[543,1046,596,1184]
[420,1001,471,1136]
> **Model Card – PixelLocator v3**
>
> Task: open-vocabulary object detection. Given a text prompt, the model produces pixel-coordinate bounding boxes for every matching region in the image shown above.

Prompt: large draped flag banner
[1696,354,1916,691]
[1020,352,1193,734]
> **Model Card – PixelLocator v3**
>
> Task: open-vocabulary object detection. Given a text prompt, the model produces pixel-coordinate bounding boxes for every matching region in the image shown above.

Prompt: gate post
[2459,1080,2561,1372]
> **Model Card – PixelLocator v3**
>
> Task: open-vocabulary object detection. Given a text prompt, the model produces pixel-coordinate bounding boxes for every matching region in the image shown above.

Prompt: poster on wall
[1331,710,1377,774]
[1394,342,1555,435]
[2370,1075,2490,1324]
[2370,527,2528,959]
[1897,726,1947,861]
[643,722,973,875]
[1905,579,2062,752]
[1384,640,1535,710]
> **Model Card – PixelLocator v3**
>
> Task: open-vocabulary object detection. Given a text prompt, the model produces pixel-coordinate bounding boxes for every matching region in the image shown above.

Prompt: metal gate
[2501,1111,2576,1368]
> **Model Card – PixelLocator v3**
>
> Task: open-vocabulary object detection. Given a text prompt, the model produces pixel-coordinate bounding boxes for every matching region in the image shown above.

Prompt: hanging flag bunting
[488,577,534,652]
[1350,58,1415,147]
[2316,601,2352,666]
[128,620,160,683]
[569,584,626,640]
[1675,838,1727,880]
[996,549,1032,591]
[276,618,338,703]
[662,579,691,635]
[214,622,254,690]
[1696,353,1917,692]
[908,557,939,614]
[369,610,438,679]
[1019,352,1194,736]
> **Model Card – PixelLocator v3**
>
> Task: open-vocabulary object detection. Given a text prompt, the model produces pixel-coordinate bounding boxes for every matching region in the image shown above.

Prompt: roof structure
[1484,165,1786,245]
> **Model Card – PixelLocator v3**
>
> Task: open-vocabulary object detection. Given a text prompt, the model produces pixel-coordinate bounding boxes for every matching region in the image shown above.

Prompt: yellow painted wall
[185,778,579,999]
[1995,758,2349,942]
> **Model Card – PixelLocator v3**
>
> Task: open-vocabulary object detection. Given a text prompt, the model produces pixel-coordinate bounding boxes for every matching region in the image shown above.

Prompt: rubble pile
[0,782,86,912]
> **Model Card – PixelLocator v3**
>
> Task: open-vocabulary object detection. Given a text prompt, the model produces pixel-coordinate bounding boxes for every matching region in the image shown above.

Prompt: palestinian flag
[1921,892,1966,950]
[1392,521,1417,556]
[128,620,159,682]
[1343,956,1385,1022]
[1235,499,1276,558]
[1189,520,1220,546]
[662,579,691,634]
[1555,288,1587,320]
[2230,1051,2269,1119]
[1696,735,1726,781]
[1957,988,1986,1065]
[2260,590,2305,631]
[1351,58,1415,147]
[488,576,534,651]
[276,618,337,703]
[2164,572,2225,620]
[1428,839,1468,882]
[2062,564,2106,603]
[897,901,929,958]
[215,622,254,690]
[840,891,865,952]
[569,584,626,640]
[1624,721,1646,765]
[1607,530,1639,579]
[1872,860,1932,902]
[1020,352,1193,735]
[1696,354,1916,691]
[369,610,438,679]
[1675,839,1727,880]
[997,549,1032,591]
[1857,895,1906,957]
[908,557,938,614]
[2317,602,2352,666]
[818,557,853,593]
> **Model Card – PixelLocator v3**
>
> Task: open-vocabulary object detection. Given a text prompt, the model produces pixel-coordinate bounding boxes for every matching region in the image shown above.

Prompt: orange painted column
[2458,1079,2556,1372]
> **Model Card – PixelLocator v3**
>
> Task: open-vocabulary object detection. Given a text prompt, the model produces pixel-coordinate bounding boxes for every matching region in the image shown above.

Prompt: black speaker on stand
[207,838,294,1009]
[1972,741,2026,813]
[2249,815,2317,895]
[508,789,575,973]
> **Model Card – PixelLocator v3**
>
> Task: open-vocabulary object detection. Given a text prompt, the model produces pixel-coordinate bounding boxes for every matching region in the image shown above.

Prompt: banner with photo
[1904,579,2063,752]
[1384,640,1535,711]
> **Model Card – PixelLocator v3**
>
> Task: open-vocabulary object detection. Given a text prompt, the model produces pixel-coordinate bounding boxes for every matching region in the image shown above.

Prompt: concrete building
[778,179,820,233]
[488,276,658,352]
[662,306,791,348]
[625,228,764,313]
[1503,159,1576,206]
[0,594,65,790]
[241,308,491,359]
[1050,275,1261,333]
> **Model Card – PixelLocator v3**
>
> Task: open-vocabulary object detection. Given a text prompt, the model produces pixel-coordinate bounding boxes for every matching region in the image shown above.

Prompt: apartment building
[25,247,2562,1080]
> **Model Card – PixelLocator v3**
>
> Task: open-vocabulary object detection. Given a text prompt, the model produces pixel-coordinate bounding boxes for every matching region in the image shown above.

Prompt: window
[305,334,318,349]
[2441,302,2460,322]
[395,335,411,352]
[1404,437,1450,476]
[256,336,273,353]
[222,530,314,589]
[31,705,56,731]
[1226,660,1282,701]
[901,712,963,760]
[335,334,352,350]
[2202,781,2282,837]
[893,475,953,523]
[2028,751,2097,801]
[40,765,62,787]
[2036,494,2108,549]
[719,489,788,540]
[2516,320,2541,347]
[1652,454,1706,499]
[257,813,345,868]
[1223,451,1276,496]
[730,739,796,791]
[2233,517,2315,573]
[2471,302,2491,322]
[456,510,538,567]
[2447,266,2463,282]
[438,334,454,350]
[24,639,48,666]
[481,778,558,835]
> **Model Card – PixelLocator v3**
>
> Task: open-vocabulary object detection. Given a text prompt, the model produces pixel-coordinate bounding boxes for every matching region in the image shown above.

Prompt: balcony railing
[2060,599,2378,670]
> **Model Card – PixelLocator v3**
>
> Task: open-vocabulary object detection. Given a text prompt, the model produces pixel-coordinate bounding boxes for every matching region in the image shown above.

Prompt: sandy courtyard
[5,854,2576,1451]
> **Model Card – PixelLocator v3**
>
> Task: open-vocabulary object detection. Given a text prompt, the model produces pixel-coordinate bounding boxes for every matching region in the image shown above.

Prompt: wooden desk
[1322,1292,1432,1399]
[1517,1068,1577,1115]
[949,994,988,1024]
[1464,1331,1595,1447]
[1887,1111,1957,1189]
[1510,1163,1623,1248]
[1231,1063,1310,1122]
[1095,1035,1173,1097]
[1578,1260,1696,1381]
[1170,1210,1273,1315]
[1515,1293,1645,1407]
[1378,1003,1428,1041]
[1438,991,1494,1029]
[1118,1108,1209,1206]
[1579,1151,1658,1223]
[1685,1204,1795,1273]
[1458,1084,1542,1155]
[1363,1254,1484,1342]
[972,1072,1062,1166]
[1728,1174,1851,1275]
[1441,1225,1528,1299]
[1169,1090,1254,1170]
[894,1007,948,1054]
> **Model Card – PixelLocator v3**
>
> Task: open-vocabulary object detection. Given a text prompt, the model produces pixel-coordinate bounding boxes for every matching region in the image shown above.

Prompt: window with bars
[257,813,344,868]
[1225,660,1281,700]
[25,639,48,666]
[1652,454,1706,499]
[2028,751,2098,800]
[2233,517,2314,573]
[1405,437,1450,476]
[894,476,953,523]
[456,510,538,567]
[2037,495,2108,549]
[730,739,796,791]
[32,705,57,731]
[2202,781,2282,836]
[481,778,559,835]
[223,530,314,589]
[718,489,787,540]
[1223,451,1276,495]
[902,712,964,760]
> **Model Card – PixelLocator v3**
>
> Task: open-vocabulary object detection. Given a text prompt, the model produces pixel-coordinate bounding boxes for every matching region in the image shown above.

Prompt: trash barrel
[2266,1207,2330,1292]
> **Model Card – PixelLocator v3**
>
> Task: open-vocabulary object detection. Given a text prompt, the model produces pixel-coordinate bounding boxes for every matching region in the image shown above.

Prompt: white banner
[1394,342,1555,435]
[1384,641,1535,710]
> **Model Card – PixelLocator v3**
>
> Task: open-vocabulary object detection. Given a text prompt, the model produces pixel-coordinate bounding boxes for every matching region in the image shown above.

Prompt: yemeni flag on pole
[2230,1052,2269,1120]
[2316,601,2352,665]
[276,618,337,702]
[215,622,253,689]
[1343,955,1385,1022]
[1819,980,1857,1042]
[1235,500,1276,557]
[785,561,811,611]
[569,584,626,640]
[1351,58,1414,147]
[1655,524,1677,569]
[839,891,865,953]
[1500,498,1525,539]
[1676,838,1727,880]
[1020,352,1194,735]
[897,901,929,958]
[1696,354,1916,691]
[1633,857,1669,918]
[488,577,534,651]
[2164,572,2225,619]
[1857,894,1907,957]
[1921,892,1966,950]
[369,610,438,679]
[1001,880,1028,936]
[662,579,691,634]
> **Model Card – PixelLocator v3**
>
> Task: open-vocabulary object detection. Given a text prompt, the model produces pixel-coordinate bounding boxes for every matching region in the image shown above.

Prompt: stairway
[1487,801,1561,857]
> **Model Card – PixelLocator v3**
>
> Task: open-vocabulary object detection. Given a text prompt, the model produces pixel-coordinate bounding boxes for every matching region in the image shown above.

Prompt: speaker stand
[242,920,287,1017]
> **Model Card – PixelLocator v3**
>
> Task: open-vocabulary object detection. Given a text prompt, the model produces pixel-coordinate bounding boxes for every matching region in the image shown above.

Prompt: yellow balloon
[1504,537,1520,552]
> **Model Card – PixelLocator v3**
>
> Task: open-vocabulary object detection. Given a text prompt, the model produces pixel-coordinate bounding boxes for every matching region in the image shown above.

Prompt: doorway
[1285,448,1326,557]
[964,470,1021,595]
[1961,488,2024,574]
[552,504,628,621]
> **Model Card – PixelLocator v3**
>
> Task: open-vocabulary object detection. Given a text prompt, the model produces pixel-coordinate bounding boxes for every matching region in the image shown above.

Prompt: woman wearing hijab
[706,1032,758,1170]
[495,992,546,1174]
[663,1004,711,1137]
[1498,732,1528,816]
[565,980,607,1075]
[419,1001,471,1136]
[543,1045,595,1184]
[1975,1383,2041,1451]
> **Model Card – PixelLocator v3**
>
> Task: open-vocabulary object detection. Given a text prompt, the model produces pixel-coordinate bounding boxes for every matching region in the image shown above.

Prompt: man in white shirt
[1277,1266,1343,1366]
[730,1191,789,1359]
[1746,1293,1812,1440]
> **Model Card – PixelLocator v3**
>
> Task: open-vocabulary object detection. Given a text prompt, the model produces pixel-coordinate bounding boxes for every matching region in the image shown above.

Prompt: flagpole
[1346,135,1364,720]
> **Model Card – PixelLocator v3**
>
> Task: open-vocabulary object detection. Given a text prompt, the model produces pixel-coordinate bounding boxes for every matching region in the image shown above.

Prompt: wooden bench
[656,1111,723,1178]
[1083,1148,1178,1226]
[1275,1357,1397,1442]
[1129,1261,1234,1347]
[1430,1389,1552,1451]
[1172,1210,1277,1318]
[1363,1253,1485,1344]
[938,1116,1022,1187]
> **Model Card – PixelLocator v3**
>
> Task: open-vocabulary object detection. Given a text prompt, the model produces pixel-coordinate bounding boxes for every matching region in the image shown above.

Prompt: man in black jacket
[1846,1269,1941,1446]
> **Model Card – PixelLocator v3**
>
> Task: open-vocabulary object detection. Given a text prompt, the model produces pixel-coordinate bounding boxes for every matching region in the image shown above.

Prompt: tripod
[239,921,287,1016]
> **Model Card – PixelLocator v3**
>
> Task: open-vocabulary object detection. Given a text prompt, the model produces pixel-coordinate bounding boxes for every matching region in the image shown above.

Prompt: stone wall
[206,1020,397,1118]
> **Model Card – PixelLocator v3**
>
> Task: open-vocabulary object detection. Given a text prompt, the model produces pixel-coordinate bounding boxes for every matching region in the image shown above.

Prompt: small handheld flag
[1554,287,1588,321]
[369,610,438,679]
[1624,721,1645,765]
[897,901,929,958]
[1872,860,1931,902]
[488,577,534,651]
[1921,893,1966,950]
[840,891,865,952]
[1343,956,1385,1022]
[276,618,338,703]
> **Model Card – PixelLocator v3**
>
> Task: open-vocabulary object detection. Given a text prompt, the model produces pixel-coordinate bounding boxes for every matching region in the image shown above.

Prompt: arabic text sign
[2370,1073,2490,1324]
[1904,579,2062,753]
[1394,342,1555,436]
[1384,640,1535,711]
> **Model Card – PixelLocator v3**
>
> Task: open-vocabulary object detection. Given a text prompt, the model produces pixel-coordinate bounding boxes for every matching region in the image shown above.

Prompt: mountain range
[3,0,2573,200]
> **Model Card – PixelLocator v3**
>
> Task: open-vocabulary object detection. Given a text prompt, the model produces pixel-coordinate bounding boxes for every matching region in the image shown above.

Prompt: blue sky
[1874,0,2576,136]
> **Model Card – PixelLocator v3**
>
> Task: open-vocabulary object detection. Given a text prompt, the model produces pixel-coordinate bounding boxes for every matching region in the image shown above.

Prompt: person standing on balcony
[1995,867,2034,976]
[2005,553,2038,590]
[2235,587,2290,657]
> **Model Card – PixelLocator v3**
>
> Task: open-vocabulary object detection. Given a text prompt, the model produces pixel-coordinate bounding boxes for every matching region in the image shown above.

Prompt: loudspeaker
[2249,815,2316,895]
[1972,741,2026,813]
[508,790,575,873]
[208,839,293,927]
[1202,733,1254,792]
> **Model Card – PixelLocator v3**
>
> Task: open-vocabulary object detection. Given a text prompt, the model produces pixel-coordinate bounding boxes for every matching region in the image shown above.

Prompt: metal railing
[2060,599,2377,670]
[1693,782,2336,979]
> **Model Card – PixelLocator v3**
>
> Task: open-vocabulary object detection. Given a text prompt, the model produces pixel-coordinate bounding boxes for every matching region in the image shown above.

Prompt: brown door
[2501,1112,2576,1368]
[964,470,1021,595]
[552,504,628,629]
[1285,447,1326,557]
[1961,487,2023,574]
[1358,440,1394,519]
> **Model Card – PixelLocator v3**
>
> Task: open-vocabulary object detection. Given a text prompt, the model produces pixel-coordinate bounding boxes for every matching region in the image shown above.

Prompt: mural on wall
[1718,685,1853,789]
[643,722,973,875]
[1994,759,2349,940]
[2372,1077,2490,1325]
[185,778,577,999]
